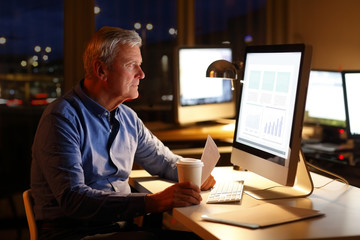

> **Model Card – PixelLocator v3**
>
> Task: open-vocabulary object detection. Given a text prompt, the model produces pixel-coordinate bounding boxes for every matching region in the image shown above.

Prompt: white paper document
[202,203,324,229]
[200,135,221,184]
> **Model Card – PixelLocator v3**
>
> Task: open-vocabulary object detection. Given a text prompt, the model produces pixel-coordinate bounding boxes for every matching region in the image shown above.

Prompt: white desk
[129,167,360,240]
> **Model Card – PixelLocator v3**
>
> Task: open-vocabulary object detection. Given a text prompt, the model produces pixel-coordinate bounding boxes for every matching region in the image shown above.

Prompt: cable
[306,161,350,188]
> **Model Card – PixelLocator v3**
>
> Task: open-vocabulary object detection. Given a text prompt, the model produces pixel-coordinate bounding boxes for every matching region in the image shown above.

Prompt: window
[0,0,64,192]
[0,0,64,107]
[195,0,267,60]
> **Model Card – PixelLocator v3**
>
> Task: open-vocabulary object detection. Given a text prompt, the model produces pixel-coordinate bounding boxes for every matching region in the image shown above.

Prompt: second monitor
[304,69,346,128]
[174,46,235,126]
[342,71,360,138]
[304,69,346,143]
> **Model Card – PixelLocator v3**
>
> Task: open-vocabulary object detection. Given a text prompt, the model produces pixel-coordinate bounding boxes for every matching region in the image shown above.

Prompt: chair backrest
[23,189,38,240]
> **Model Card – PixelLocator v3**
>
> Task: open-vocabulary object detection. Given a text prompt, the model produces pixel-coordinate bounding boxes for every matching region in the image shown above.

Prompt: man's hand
[201,174,216,191]
[145,182,202,213]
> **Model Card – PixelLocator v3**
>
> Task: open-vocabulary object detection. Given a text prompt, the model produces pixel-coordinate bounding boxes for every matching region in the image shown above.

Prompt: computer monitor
[174,46,235,125]
[304,70,346,143]
[342,71,360,139]
[304,70,346,128]
[230,44,313,200]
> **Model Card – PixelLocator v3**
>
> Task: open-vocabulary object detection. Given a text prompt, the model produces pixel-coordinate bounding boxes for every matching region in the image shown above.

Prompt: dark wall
[0,107,43,195]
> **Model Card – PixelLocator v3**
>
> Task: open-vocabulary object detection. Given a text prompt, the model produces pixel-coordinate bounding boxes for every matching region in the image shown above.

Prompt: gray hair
[83,26,142,79]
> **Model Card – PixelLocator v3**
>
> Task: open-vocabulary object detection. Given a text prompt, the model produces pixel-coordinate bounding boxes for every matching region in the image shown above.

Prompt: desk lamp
[205,60,243,90]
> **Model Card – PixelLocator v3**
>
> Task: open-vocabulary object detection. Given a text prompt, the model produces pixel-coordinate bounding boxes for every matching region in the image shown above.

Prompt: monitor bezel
[231,43,312,187]
[173,45,236,126]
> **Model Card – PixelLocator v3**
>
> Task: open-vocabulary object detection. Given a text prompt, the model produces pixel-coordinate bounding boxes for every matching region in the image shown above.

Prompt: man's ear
[93,59,107,81]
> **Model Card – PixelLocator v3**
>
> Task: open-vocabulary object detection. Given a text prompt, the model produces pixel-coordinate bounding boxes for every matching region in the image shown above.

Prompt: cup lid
[177,158,204,166]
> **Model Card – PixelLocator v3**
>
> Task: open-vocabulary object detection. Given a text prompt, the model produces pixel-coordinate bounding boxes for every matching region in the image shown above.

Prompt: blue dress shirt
[31,80,180,222]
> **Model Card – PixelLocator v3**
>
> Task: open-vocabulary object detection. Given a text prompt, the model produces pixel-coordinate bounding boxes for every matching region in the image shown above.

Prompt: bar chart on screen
[262,107,285,142]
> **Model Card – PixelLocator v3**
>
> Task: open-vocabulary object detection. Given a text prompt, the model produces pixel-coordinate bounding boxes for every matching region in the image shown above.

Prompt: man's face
[105,44,145,102]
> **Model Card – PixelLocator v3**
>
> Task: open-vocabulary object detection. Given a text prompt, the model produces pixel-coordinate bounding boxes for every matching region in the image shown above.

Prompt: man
[31,26,215,240]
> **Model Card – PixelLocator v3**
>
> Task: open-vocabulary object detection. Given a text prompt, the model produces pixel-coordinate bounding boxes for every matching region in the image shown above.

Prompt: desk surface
[145,121,235,142]
[130,166,360,240]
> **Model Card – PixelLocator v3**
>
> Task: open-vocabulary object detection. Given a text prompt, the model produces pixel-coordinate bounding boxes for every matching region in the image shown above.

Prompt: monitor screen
[231,44,312,194]
[304,70,346,127]
[342,71,360,138]
[174,46,235,125]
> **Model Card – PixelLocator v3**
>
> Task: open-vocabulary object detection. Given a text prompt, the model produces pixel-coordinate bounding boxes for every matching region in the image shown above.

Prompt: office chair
[23,189,38,240]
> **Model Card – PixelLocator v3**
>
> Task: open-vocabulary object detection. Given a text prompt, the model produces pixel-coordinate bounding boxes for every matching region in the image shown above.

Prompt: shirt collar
[74,79,112,118]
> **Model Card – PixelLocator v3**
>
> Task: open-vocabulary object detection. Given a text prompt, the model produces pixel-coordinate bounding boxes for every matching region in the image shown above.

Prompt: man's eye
[126,63,136,68]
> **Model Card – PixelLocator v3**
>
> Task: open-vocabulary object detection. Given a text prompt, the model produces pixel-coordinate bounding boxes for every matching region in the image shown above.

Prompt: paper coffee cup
[176,158,204,188]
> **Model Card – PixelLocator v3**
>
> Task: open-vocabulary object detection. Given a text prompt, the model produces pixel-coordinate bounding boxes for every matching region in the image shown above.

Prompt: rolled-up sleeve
[130,118,180,181]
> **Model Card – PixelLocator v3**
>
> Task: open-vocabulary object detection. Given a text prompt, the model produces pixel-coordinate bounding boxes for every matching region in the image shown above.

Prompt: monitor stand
[245,150,314,200]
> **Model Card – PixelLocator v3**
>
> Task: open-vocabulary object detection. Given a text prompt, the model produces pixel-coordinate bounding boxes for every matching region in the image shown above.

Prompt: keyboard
[207,180,244,204]
[304,143,340,152]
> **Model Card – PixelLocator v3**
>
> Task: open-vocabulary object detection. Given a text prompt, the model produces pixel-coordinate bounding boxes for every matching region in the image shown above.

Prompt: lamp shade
[206,60,237,80]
